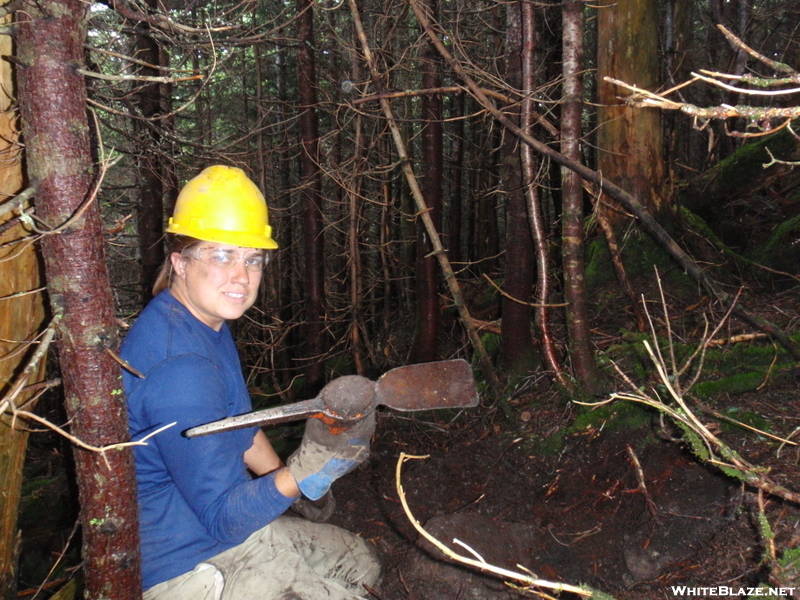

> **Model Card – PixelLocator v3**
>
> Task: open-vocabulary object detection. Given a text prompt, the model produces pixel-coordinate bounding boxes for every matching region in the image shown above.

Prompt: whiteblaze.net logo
[670,587,796,597]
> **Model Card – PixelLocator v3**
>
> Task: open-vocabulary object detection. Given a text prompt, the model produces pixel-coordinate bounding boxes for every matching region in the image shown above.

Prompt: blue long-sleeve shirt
[121,290,294,590]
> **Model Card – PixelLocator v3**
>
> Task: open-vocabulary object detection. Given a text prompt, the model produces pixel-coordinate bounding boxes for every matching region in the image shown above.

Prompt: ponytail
[151,235,203,297]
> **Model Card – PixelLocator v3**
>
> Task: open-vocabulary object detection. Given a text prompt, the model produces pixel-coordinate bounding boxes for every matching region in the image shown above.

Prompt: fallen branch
[705,333,769,347]
[576,290,800,505]
[395,452,595,598]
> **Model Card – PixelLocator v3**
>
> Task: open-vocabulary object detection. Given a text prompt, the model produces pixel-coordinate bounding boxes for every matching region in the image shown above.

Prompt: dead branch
[0,313,61,418]
[395,453,595,598]
[0,186,35,220]
[716,24,797,77]
[77,68,203,85]
[604,76,800,120]
[692,70,800,97]
[105,0,235,35]
[9,407,175,469]
[763,146,800,168]
[705,333,769,347]
[578,291,800,506]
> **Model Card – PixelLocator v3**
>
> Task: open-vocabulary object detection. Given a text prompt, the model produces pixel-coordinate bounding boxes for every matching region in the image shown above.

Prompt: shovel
[183,358,479,438]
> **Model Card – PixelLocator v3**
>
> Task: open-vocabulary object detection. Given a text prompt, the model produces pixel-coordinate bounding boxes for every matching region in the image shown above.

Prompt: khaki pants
[144,516,382,600]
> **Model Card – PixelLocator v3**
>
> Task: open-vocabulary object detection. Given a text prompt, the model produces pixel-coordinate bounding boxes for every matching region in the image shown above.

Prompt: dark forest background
[2,0,800,597]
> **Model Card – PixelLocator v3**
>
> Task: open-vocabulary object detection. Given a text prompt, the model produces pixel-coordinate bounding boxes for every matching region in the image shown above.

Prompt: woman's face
[170,244,264,331]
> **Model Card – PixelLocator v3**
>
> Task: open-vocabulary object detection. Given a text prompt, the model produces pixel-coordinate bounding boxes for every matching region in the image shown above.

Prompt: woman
[121,165,382,600]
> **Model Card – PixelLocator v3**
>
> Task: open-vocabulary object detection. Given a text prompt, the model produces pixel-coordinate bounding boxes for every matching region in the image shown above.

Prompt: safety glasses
[188,246,268,272]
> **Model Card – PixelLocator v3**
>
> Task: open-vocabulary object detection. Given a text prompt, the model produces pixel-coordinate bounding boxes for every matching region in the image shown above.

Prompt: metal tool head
[318,375,377,420]
[375,358,479,412]
[183,359,479,438]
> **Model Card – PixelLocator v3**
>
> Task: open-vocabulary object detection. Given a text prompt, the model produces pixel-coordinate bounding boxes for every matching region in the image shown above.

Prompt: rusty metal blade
[184,397,326,438]
[375,359,479,411]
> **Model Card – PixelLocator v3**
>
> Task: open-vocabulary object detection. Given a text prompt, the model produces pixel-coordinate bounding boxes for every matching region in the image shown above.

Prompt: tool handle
[183,397,326,438]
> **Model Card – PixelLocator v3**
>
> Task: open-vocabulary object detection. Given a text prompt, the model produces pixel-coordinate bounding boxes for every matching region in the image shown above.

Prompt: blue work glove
[287,410,375,501]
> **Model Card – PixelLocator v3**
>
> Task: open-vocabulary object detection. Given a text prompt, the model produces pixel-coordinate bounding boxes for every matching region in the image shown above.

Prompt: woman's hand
[286,412,376,501]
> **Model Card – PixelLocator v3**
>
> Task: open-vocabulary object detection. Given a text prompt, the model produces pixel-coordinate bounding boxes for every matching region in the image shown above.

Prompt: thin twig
[0,186,35,220]
[77,68,203,84]
[481,273,568,308]
[9,407,175,469]
[0,313,62,417]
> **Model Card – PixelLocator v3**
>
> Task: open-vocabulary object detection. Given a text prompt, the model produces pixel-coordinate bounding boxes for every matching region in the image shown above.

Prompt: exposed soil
[323,284,800,600]
[327,380,800,600]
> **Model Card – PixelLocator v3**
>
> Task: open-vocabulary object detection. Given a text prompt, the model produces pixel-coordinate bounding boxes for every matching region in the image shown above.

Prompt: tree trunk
[562,0,601,394]
[17,1,142,597]
[134,0,166,306]
[596,0,665,228]
[500,0,535,372]
[447,91,465,266]
[298,0,326,390]
[0,15,46,594]
[410,0,443,364]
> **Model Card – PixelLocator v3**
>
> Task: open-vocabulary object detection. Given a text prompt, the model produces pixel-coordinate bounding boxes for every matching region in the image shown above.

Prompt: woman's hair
[151,235,204,297]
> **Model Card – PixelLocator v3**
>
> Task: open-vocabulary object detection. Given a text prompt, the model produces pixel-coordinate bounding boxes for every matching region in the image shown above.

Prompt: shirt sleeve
[138,354,295,543]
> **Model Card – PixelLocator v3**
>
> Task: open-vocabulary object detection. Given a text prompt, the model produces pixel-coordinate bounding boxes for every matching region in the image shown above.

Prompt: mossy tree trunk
[16,0,142,597]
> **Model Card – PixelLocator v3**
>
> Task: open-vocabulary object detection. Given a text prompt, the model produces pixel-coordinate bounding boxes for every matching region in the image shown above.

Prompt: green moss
[536,431,566,456]
[747,212,800,275]
[679,207,749,263]
[585,233,693,294]
[691,371,766,397]
[706,127,799,200]
[716,407,773,436]
[533,401,654,456]
[479,332,502,361]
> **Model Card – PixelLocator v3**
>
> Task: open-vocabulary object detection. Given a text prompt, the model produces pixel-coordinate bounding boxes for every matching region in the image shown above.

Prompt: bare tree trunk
[597,0,665,227]
[500,0,536,373]
[0,19,46,594]
[447,91,464,266]
[561,0,602,394]
[17,1,142,597]
[348,115,366,373]
[520,0,565,384]
[298,0,326,390]
[135,0,166,305]
[410,0,443,363]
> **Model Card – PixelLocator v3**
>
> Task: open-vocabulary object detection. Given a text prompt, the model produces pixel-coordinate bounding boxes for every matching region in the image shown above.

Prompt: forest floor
[324,283,800,600]
[15,284,800,600]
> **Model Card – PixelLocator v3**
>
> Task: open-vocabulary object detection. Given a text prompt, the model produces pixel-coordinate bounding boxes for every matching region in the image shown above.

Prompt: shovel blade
[375,359,479,412]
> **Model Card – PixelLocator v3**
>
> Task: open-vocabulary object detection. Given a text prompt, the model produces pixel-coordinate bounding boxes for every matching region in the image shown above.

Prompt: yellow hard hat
[166,165,278,249]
